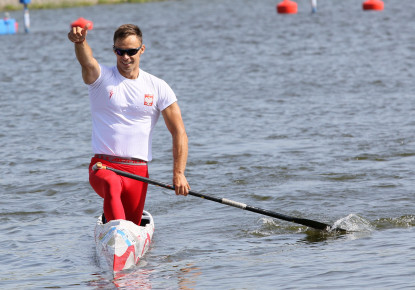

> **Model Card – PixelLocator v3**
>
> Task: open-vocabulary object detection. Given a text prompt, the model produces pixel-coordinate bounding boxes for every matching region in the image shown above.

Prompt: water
[1,0,415,288]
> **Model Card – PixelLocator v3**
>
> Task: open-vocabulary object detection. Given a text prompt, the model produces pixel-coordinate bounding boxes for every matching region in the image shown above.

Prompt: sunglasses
[113,45,142,56]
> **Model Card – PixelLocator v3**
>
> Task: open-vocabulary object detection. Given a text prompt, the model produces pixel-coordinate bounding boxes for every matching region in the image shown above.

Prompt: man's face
[113,35,144,78]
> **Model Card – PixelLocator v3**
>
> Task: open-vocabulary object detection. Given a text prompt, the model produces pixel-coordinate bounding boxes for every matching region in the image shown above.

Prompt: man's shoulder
[139,69,168,86]
[100,64,117,75]
[139,69,158,80]
[87,64,118,88]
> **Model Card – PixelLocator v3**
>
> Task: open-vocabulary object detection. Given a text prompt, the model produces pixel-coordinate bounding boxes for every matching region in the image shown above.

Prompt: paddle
[93,162,347,233]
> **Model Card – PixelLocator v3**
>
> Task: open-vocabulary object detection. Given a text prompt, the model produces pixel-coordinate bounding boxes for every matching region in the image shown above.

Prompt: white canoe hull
[94,210,155,272]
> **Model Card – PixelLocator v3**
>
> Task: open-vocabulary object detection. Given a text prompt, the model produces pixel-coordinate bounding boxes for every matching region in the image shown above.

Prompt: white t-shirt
[88,65,177,161]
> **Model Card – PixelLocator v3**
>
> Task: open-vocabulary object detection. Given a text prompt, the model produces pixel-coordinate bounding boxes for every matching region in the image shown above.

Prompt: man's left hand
[173,173,190,196]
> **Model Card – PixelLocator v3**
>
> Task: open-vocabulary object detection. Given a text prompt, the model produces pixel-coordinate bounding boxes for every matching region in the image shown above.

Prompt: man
[68,24,190,225]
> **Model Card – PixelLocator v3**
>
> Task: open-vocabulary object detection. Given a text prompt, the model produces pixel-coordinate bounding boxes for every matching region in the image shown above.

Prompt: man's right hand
[68,23,90,44]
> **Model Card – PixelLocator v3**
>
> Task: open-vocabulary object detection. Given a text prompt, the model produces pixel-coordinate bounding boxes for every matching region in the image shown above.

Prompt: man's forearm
[75,41,95,69]
[172,131,188,176]
[73,40,99,84]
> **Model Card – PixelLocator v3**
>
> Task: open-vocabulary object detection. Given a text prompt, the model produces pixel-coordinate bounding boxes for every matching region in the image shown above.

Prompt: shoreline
[0,0,161,12]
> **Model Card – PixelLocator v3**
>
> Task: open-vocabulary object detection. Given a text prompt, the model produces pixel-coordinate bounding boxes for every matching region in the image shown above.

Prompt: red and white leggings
[88,156,148,225]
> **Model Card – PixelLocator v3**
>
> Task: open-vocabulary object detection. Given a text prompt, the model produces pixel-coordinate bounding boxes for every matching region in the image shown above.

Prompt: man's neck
[117,66,140,79]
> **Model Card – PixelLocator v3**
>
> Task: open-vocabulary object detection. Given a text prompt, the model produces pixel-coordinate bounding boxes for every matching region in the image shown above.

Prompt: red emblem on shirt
[144,94,154,106]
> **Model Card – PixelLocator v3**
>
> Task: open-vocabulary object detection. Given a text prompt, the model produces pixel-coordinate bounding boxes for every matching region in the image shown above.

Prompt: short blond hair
[113,24,142,44]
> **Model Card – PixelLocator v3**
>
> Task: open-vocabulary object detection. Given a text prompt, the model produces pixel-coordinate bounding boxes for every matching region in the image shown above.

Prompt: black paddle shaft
[94,163,346,233]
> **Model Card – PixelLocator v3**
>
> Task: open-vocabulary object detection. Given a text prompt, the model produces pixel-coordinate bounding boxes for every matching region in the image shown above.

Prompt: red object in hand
[362,0,384,11]
[276,0,298,14]
[71,17,94,29]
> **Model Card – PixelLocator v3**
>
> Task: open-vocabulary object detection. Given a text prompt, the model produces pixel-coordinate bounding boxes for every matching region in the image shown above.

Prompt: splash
[333,214,374,233]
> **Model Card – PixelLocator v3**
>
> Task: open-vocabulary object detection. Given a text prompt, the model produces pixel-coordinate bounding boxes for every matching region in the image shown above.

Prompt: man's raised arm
[68,24,100,85]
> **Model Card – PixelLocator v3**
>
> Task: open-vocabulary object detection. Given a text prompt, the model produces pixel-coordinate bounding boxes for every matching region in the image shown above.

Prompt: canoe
[94,210,154,272]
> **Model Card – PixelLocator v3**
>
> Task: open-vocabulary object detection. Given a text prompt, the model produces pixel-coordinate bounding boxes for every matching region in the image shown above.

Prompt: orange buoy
[71,17,94,29]
[276,0,298,14]
[362,0,384,11]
